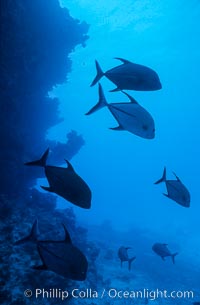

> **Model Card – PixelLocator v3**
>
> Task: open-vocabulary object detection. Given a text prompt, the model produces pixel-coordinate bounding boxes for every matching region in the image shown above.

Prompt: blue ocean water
[51,0,200,236]
[1,0,200,304]
[49,0,200,302]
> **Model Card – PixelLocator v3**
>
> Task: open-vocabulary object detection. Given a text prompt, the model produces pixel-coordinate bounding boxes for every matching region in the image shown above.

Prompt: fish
[25,149,92,209]
[118,246,136,271]
[15,220,88,281]
[152,243,178,264]
[193,303,200,305]
[90,58,162,91]
[86,83,155,139]
[154,167,190,208]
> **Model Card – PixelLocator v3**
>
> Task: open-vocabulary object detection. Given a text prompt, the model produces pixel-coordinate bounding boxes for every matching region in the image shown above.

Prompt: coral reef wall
[0,0,89,198]
[0,1,92,304]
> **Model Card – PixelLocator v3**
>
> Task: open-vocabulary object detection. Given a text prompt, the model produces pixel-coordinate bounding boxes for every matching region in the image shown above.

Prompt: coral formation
[0,0,89,198]
[0,1,92,304]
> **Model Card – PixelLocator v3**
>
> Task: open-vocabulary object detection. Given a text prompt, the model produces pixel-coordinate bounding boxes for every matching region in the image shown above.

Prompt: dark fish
[118,246,136,271]
[193,303,200,305]
[25,149,91,209]
[154,167,190,208]
[90,58,162,91]
[15,220,88,281]
[152,243,178,264]
[86,83,155,139]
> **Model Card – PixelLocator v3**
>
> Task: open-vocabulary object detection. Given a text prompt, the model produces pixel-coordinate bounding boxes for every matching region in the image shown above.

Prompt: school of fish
[14,57,193,289]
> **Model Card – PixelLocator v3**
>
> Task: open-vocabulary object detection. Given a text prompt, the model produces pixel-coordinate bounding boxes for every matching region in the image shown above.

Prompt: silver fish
[118,246,136,271]
[152,243,178,264]
[25,149,91,209]
[86,83,155,139]
[90,58,162,91]
[15,220,88,281]
[154,167,190,208]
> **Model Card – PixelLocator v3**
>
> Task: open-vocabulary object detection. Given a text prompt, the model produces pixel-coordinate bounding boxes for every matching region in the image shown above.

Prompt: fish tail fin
[171,252,178,264]
[128,256,136,271]
[85,83,108,115]
[90,60,104,87]
[24,148,49,167]
[154,167,167,184]
[14,220,39,245]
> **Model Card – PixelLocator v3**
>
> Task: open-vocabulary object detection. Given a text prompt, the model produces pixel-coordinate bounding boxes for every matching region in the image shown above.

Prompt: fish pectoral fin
[109,125,124,131]
[32,264,47,270]
[114,57,131,64]
[41,186,53,192]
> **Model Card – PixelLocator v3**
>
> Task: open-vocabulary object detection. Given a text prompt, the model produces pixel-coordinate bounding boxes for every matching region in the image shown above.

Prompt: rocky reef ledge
[0,1,93,304]
[0,0,89,197]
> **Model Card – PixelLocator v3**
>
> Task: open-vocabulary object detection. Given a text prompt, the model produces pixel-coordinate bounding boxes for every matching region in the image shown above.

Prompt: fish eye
[142,124,148,131]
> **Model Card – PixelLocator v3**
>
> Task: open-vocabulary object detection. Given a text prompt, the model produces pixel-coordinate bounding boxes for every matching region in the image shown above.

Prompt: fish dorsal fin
[110,125,124,131]
[65,160,75,172]
[172,172,180,181]
[121,91,138,104]
[114,57,131,64]
[62,224,72,244]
